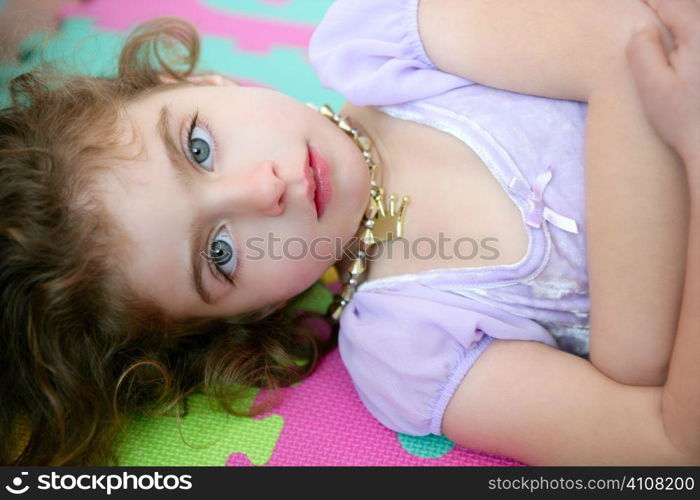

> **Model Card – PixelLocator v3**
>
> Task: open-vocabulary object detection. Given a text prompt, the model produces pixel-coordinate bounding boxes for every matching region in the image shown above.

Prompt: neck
[318,102,415,320]
[339,102,394,194]
[333,102,397,285]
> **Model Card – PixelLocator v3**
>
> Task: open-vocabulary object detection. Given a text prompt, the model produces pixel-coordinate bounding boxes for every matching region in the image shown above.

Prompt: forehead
[92,90,197,312]
[111,85,198,179]
[127,82,218,115]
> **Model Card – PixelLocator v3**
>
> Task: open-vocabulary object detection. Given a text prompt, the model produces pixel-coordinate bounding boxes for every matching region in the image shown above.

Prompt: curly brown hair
[0,18,335,466]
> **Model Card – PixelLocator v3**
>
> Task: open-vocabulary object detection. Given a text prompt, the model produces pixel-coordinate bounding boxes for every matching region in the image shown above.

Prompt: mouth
[308,144,332,220]
[303,149,318,219]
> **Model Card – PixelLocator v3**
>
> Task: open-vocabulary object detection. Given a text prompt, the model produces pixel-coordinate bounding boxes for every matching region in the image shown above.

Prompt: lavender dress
[309,0,590,436]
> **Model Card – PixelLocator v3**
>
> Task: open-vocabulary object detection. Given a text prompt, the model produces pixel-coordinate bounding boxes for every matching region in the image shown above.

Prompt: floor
[0,0,82,61]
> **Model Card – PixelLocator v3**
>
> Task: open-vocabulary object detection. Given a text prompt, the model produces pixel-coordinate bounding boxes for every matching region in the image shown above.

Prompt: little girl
[1,0,699,465]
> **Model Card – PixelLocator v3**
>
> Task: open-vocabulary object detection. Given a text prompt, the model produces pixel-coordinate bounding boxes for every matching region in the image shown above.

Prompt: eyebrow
[158,105,214,305]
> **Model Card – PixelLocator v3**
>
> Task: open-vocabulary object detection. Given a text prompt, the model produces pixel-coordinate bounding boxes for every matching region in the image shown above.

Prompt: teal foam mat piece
[1,6,344,109]
[398,433,456,459]
[202,0,335,24]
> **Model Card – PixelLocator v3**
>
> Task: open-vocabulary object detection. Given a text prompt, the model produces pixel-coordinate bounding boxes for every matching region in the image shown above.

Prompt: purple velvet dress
[309,0,590,436]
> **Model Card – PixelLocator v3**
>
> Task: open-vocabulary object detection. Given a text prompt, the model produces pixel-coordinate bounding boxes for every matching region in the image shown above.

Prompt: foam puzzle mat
[0,0,522,466]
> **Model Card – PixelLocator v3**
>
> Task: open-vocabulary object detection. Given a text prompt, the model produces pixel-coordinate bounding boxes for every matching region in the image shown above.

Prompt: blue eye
[188,125,215,170]
[205,227,238,283]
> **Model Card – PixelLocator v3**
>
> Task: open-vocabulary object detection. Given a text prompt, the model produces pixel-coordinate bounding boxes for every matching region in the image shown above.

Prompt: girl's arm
[418,0,673,102]
[442,0,700,464]
[625,0,700,456]
[664,169,700,455]
[442,340,690,465]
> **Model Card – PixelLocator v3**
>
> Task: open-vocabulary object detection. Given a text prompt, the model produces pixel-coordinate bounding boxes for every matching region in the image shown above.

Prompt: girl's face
[98,80,370,319]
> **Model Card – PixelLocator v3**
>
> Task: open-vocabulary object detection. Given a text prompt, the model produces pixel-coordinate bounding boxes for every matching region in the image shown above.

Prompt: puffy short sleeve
[338,282,558,436]
[308,0,474,106]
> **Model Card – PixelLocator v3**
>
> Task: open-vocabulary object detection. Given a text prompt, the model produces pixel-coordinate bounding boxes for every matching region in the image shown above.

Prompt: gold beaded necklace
[306,103,411,322]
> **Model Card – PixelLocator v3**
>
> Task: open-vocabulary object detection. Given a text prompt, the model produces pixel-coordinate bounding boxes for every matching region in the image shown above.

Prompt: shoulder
[308,0,472,106]
[337,283,559,435]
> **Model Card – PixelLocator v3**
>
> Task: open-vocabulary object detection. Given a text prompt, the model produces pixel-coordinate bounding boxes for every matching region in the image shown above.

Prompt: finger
[642,0,700,46]
[626,22,675,91]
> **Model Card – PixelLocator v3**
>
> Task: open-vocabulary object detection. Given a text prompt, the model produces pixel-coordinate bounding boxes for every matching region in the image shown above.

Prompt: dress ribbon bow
[507,166,579,234]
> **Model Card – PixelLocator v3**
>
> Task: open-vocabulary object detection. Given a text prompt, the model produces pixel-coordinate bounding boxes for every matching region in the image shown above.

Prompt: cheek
[285,254,327,283]
[305,237,338,261]
[245,230,339,263]
[257,255,328,298]
[242,229,336,296]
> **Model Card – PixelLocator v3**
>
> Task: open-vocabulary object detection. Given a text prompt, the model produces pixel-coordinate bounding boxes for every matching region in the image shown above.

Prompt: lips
[308,144,332,219]
[302,150,318,218]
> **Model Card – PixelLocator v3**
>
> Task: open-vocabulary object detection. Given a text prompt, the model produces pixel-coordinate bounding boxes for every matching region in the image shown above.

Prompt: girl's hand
[626,0,700,165]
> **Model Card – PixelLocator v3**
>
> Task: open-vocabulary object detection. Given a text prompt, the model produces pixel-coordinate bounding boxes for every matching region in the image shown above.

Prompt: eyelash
[210,239,242,288]
[185,112,240,288]
[185,111,218,169]
[205,227,243,289]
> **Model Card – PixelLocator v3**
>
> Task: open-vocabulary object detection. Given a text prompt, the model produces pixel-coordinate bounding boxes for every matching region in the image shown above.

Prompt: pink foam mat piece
[58,0,314,53]
[226,348,523,466]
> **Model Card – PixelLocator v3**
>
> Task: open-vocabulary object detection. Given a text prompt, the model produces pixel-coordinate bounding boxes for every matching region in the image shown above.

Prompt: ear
[157,73,238,87]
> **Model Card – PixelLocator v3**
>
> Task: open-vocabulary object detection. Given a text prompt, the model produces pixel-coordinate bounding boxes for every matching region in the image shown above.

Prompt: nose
[209,160,286,217]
